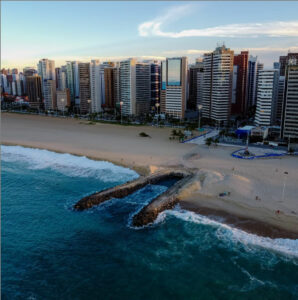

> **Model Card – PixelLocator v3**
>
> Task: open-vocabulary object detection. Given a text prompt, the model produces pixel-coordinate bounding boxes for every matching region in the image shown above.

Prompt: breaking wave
[1,145,139,183]
[157,207,298,259]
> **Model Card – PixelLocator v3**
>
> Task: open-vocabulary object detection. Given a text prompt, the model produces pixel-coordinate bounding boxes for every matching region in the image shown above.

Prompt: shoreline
[3,141,298,239]
[180,201,298,239]
[2,113,298,239]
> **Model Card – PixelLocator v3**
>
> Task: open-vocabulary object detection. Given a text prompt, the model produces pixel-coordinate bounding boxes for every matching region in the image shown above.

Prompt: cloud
[138,5,298,38]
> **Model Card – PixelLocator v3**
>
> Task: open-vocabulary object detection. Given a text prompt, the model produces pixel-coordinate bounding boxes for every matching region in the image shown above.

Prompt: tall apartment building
[78,63,91,114]
[189,60,204,110]
[276,76,285,123]
[160,61,166,114]
[232,51,249,116]
[135,62,150,115]
[37,59,55,82]
[26,75,43,108]
[246,56,258,110]
[43,79,57,110]
[254,70,279,126]
[164,57,188,119]
[120,58,137,116]
[104,64,120,110]
[202,45,234,124]
[90,60,102,113]
[56,89,71,111]
[281,63,298,139]
[150,62,160,108]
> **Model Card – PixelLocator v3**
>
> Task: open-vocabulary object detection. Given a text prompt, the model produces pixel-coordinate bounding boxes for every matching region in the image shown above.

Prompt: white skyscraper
[165,57,188,119]
[254,69,279,126]
[202,45,234,124]
[120,58,136,116]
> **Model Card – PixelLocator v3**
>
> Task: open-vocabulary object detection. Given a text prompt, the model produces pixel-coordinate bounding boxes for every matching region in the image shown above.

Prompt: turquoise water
[2,146,298,300]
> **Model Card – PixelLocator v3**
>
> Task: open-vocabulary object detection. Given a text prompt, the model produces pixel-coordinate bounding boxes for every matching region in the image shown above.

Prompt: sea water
[2,146,298,299]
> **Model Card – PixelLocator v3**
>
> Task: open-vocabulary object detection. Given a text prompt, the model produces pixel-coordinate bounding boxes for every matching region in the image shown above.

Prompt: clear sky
[2,1,298,70]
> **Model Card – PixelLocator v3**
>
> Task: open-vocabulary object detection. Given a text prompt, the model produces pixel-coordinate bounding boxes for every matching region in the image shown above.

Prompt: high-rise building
[246,56,258,110]
[56,89,71,111]
[135,62,151,115]
[37,59,55,82]
[26,75,43,108]
[281,63,298,139]
[66,61,76,103]
[202,45,234,124]
[120,58,137,116]
[90,60,102,113]
[104,65,120,110]
[279,56,287,76]
[160,61,166,114]
[164,57,188,119]
[276,76,285,124]
[78,62,91,114]
[43,79,56,110]
[232,51,249,116]
[150,62,160,109]
[254,70,279,126]
[189,60,204,110]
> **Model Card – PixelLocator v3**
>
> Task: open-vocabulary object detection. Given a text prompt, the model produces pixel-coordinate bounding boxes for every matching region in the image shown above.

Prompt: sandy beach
[2,113,298,237]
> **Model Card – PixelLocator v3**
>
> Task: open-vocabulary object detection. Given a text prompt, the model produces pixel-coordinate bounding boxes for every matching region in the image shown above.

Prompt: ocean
[2,145,298,299]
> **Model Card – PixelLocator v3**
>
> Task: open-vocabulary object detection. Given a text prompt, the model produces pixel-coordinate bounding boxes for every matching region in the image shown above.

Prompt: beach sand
[2,113,298,237]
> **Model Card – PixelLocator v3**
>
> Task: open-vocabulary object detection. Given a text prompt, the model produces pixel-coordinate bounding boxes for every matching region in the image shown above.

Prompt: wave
[1,145,139,183]
[156,207,298,259]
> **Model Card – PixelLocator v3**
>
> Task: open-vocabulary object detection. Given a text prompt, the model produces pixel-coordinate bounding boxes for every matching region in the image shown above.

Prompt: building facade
[164,57,188,119]
[254,70,279,126]
[232,51,249,116]
[26,75,43,108]
[43,79,56,110]
[56,89,71,111]
[281,64,298,139]
[202,45,234,124]
[78,63,91,114]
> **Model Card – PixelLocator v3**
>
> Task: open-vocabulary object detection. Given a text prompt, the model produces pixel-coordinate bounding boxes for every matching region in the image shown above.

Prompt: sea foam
[157,207,298,259]
[1,145,139,183]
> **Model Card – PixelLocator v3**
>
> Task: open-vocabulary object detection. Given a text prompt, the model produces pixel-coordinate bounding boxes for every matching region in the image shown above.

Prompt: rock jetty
[74,169,194,226]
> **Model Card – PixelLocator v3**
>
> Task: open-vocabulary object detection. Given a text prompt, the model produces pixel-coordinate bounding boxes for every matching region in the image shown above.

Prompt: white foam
[1,145,139,183]
[158,207,298,259]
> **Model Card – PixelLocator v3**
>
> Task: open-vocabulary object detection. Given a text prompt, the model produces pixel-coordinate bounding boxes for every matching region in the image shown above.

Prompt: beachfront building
[202,45,234,124]
[281,63,298,139]
[120,58,136,116]
[90,60,103,113]
[119,58,151,116]
[37,59,55,83]
[56,89,71,112]
[43,79,56,110]
[135,62,151,115]
[231,51,249,116]
[246,56,259,110]
[254,70,279,126]
[163,57,188,119]
[78,62,91,114]
[188,59,204,110]
[160,61,166,114]
[26,75,43,108]
[150,62,160,109]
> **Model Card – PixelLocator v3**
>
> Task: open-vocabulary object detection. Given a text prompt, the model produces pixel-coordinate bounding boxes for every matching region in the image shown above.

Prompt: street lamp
[120,101,124,124]
[281,171,288,202]
[61,98,65,117]
[197,104,203,131]
[155,102,160,126]
[87,99,91,117]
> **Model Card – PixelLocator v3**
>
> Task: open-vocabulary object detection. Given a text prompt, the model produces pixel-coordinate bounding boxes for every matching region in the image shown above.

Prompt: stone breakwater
[74,169,194,226]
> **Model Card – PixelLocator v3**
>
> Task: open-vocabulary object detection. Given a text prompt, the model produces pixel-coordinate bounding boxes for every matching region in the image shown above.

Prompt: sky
[2,1,298,70]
